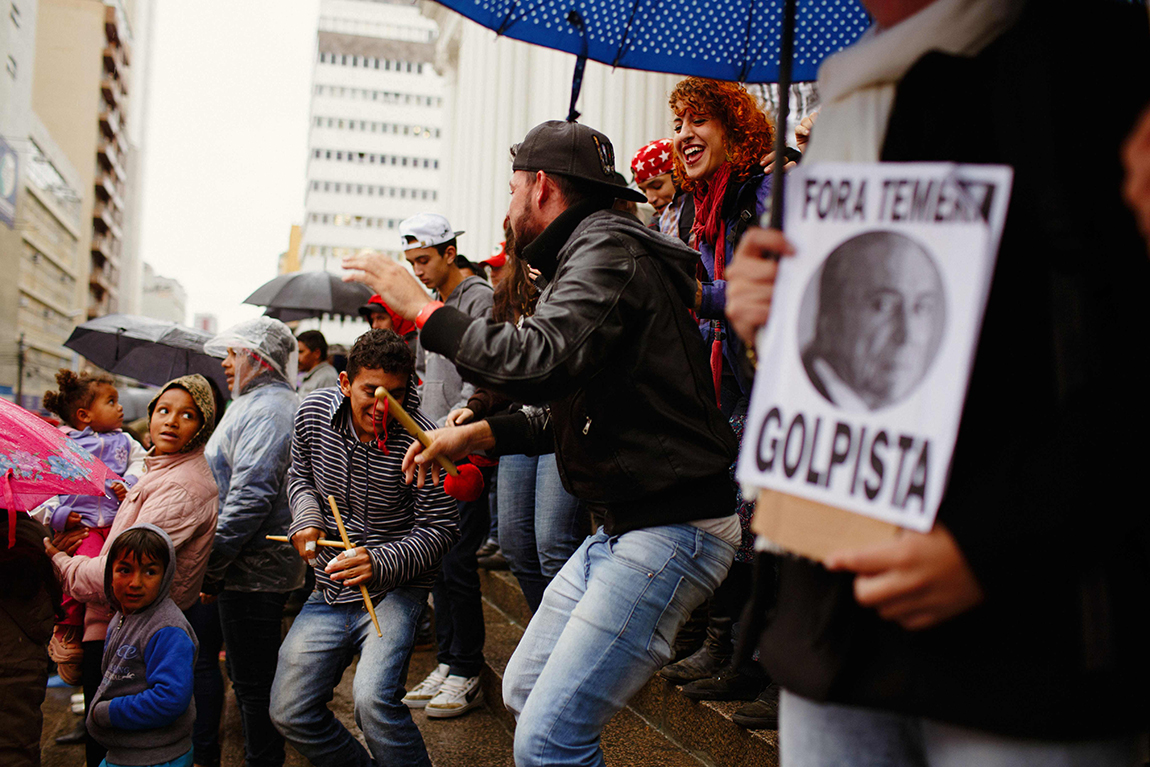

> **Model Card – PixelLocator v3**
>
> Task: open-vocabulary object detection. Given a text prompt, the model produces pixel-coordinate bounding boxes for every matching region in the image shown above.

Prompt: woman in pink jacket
[46,374,219,767]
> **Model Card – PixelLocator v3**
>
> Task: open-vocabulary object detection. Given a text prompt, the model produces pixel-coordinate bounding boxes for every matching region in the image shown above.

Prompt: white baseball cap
[398,213,465,251]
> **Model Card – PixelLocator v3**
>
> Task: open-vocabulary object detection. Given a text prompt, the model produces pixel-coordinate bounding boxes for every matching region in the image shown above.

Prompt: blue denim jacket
[695,172,772,409]
[203,379,304,593]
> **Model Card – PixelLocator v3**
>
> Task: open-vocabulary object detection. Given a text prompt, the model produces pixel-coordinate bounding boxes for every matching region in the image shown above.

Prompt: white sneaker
[403,663,450,708]
[425,673,483,719]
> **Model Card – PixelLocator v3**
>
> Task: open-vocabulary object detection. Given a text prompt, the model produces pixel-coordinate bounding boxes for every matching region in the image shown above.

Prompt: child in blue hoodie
[87,524,197,767]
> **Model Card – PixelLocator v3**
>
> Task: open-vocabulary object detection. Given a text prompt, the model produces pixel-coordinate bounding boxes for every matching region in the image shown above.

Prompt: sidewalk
[39,646,514,767]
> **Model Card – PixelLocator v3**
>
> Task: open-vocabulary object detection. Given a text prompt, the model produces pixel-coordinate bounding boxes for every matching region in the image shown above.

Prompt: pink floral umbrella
[0,397,120,548]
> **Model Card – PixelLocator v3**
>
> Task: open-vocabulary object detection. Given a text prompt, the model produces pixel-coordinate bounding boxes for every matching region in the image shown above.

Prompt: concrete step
[479,568,779,767]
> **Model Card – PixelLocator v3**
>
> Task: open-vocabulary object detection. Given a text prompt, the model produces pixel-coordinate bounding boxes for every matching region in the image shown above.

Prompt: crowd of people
[3,0,1150,766]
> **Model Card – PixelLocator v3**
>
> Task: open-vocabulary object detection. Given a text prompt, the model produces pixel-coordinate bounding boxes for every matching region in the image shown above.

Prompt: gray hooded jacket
[417,274,493,425]
[87,523,199,766]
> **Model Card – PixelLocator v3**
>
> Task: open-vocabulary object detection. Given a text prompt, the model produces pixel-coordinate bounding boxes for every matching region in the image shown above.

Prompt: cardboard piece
[752,489,900,563]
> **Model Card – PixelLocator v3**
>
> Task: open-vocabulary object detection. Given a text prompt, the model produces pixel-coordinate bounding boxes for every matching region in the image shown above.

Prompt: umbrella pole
[767,0,796,231]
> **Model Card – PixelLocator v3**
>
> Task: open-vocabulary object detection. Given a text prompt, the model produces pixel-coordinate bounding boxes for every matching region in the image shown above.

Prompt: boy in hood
[87,524,198,767]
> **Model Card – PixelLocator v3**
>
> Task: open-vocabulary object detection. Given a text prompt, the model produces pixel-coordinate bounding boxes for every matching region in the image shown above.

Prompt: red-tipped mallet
[374,387,485,501]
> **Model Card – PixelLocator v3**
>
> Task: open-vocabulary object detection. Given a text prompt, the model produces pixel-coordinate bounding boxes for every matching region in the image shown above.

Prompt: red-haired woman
[660,76,775,726]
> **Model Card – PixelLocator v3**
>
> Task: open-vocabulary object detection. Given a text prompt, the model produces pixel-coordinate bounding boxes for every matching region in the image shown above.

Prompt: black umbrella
[63,314,230,396]
[243,271,374,320]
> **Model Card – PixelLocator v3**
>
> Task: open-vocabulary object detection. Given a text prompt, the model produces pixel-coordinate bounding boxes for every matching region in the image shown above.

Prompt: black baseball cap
[512,120,646,204]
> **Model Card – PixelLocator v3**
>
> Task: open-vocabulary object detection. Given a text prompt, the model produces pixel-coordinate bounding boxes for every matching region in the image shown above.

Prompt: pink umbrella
[0,397,120,548]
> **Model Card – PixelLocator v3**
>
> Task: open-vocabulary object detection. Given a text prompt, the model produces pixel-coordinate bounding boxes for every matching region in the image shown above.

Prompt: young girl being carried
[45,374,219,767]
[41,370,147,684]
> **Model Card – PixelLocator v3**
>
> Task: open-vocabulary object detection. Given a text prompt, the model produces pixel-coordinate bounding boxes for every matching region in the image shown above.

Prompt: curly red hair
[669,78,774,192]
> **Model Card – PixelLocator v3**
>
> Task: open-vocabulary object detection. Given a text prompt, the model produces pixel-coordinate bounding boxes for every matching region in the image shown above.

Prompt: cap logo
[591,135,614,178]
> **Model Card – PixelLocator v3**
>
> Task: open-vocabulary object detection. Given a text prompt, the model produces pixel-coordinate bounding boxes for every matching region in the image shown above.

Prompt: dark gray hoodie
[87,523,199,766]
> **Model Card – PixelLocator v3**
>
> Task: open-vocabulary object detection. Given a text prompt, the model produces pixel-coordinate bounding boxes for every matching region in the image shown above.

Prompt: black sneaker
[731,685,780,729]
[680,666,767,702]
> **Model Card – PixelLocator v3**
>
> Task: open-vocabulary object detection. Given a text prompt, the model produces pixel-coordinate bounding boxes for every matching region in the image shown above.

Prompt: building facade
[299,0,446,274]
[140,261,186,325]
[0,0,92,408]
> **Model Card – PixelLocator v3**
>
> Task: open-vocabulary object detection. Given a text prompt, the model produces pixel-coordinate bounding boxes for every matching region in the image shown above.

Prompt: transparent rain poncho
[204,316,299,399]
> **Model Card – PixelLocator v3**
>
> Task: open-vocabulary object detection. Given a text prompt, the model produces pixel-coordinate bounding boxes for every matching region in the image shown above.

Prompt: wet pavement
[38,646,514,767]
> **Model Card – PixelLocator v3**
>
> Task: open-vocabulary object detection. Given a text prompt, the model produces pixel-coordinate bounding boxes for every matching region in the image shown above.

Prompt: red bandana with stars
[631,138,674,185]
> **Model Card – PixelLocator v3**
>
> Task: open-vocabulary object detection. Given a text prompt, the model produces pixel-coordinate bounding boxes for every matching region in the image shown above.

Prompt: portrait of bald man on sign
[799,231,946,412]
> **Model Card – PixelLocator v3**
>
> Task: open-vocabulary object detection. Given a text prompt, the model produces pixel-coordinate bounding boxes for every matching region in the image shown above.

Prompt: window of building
[319,52,326,63]
[352,55,359,66]
[406,62,412,73]
[6,54,15,79]
[357,185,364,194]
[418,63,423,74]
[434,160,440,169]
[349,121,355,131]
[313,149,321,158]
[367,186,374,196]
[384,59,391,71]
[312,181,319,190]
[10,3,20,28]
[401,157,408,167]
[341,55,347,65]
[374,58,380,69]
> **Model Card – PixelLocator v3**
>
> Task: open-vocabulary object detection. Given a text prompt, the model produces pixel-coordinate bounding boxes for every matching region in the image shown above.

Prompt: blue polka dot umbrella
[432,0,871,226]
[436,0,869,84]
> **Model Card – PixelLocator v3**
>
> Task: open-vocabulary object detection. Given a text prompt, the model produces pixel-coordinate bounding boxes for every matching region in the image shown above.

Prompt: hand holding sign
[825,524,985,631]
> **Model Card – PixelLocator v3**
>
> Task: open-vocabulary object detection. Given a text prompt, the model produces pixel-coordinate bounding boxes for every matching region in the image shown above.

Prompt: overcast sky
[137,0,321,331]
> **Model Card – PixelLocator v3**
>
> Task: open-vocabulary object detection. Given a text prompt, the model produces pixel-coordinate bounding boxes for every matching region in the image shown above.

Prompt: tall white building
[140,261,186,325]
[299,0,446,274]
[420,5,687,259]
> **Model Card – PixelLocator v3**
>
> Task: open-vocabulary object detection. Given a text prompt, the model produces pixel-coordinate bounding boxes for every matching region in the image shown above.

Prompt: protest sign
[738,162,1012,543]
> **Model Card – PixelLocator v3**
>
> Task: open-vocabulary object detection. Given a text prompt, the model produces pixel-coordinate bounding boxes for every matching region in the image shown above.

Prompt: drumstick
[265,535,345,548]
[374,387,459,476]
[327,495,382,638]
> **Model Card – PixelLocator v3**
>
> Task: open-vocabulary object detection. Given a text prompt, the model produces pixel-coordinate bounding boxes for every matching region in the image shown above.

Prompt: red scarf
[691,163,734,408]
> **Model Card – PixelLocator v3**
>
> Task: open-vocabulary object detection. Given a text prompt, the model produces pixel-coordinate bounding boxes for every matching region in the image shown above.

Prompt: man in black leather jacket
[345,120,742,767]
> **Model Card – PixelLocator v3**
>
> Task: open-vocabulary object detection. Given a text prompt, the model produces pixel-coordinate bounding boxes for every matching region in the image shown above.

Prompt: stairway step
[479,568,779,767]
[480,600,707,767]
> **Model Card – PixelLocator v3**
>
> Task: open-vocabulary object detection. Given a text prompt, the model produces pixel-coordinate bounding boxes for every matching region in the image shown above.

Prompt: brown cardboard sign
[752,489,899,563]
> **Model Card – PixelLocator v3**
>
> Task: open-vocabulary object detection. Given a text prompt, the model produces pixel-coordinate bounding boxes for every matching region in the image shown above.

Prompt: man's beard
[510,208,543,253]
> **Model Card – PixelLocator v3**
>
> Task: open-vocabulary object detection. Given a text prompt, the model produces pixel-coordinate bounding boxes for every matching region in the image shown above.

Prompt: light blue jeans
[498,453,587,612]
[269,587,431,767]
[780,690,1142,767]
[504,524,735,767]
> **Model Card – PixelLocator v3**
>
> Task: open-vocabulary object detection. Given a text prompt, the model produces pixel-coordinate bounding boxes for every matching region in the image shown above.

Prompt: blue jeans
[779,690,1141,767]
[498,453,586,613]
[218,590,289,767]
[504,524,735,767]
[433,465,493,677]
[269,587,430,767]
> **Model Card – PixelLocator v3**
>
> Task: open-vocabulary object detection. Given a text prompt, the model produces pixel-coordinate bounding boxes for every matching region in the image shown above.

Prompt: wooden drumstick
[374,386,459,476]
[327,494,382,638]
[264,535,346,548]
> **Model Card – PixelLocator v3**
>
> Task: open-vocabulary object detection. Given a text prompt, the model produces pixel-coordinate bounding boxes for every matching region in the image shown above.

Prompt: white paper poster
[737,162,1013,532]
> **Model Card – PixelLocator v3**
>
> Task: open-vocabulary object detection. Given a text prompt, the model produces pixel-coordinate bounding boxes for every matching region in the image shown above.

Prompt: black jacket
[758,0,1150,740]
[421,202,738,534]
